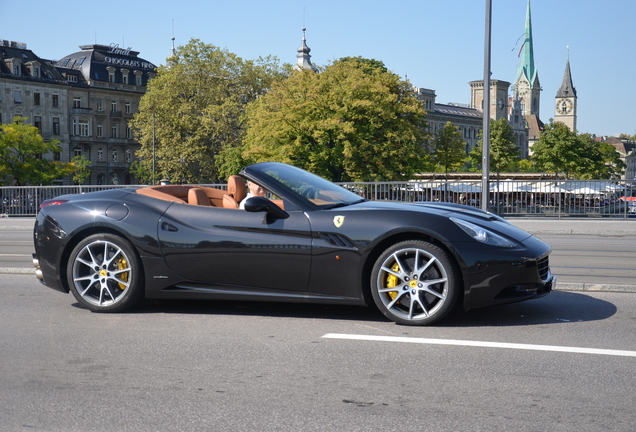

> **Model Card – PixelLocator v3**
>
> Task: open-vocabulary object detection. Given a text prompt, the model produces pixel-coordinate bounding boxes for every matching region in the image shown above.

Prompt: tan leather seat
[188,187,211,206]
[223,176,246,208]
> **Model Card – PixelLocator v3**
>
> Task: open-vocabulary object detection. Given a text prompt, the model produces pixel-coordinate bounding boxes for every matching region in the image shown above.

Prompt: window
[32,67,40,78]
[34,116,42,132]
[125,148,132,162]
[52,117,60,135]
[97,124,103,138]
[34,92,41,106]
[136,75,142,86]
[125,102,131,114]
[112,149,118,162]
[111,101,118,112]
[13,65,20,75]
[97,148,104,162]
[52,94,59,108]
[108,67,115,83]
[97,100,103,111]
[74,147,82,157]
[73,97,81,108]
[126,125,132,139]
[67,75,78,83]
[79,122,89,137]
[73,119,89,137]
[111,125,118,138]
[13,90,22,103]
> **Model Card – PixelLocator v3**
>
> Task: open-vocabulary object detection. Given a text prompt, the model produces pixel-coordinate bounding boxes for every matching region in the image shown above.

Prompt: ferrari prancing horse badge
[333,215,345,228]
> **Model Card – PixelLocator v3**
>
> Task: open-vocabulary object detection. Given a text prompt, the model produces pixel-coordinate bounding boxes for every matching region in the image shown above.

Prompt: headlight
[450,217,517,248]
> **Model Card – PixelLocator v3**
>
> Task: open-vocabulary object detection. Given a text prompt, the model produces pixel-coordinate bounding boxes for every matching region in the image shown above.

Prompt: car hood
[338,200,534,242]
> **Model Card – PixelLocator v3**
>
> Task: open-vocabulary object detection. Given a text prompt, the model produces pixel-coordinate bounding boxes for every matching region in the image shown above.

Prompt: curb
[557,282,636,293]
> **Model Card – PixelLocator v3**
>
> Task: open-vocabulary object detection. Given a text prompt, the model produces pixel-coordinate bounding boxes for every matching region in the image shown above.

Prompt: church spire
[556,54,576,98]
[166,20,178,68]
[294,27,318,72]
[516,0,537,86]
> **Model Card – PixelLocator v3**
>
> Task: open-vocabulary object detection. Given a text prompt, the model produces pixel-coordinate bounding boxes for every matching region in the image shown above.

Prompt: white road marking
[321,333,636,358]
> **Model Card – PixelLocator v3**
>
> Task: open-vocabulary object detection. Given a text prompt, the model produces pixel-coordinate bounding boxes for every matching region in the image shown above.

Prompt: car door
[158,203,312,292]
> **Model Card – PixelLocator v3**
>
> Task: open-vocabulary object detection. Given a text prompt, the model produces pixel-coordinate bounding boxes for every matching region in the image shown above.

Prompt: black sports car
[33,162,555,325]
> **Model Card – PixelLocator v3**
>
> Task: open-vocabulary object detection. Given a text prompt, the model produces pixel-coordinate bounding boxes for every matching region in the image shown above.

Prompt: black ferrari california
[33,162,555,325]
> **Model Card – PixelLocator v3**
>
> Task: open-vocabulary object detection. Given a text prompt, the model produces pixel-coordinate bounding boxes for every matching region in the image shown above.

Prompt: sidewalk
[509,218,636,236]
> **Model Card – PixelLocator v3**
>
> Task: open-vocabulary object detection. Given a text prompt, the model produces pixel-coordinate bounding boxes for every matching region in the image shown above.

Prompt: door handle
[161,222,178,232]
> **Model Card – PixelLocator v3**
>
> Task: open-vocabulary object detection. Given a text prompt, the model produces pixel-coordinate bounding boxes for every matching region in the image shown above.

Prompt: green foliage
[70,155,91,185]
[469,118,520,175]
[129,159,153,185]
[131,39,288,184]
[0,117,67,185]
[240,57,430,181]
[532,121,624,179]
[430,121,466,175]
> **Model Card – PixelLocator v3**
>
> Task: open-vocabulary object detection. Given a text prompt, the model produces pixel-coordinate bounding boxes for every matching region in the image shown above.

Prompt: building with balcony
[0,40,155,185]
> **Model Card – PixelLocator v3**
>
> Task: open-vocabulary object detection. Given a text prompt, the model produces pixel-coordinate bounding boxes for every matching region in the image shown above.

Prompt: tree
[430,121,466,177]
[532,120,623,179]
[469,118,520,177]
[70,155,92,184]
[0,117,66,185]
[131,39,288,184]
[240,57,430,182]
[585,134,625,179]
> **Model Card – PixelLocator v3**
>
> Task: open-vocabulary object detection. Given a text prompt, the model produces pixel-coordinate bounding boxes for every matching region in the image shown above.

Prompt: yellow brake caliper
[385,263,400,300]
[117,258,129,290]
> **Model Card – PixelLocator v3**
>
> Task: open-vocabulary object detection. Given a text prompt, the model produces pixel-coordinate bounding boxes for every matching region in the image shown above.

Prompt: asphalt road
[1,273,635,431]
[2,218,636,431]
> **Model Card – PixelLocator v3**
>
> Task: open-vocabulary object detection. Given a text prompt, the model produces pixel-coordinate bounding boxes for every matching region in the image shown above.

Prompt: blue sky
[2,0,634,137]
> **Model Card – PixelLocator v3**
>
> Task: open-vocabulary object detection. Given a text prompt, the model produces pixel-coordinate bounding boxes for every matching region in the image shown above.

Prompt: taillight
[39,199,69,212]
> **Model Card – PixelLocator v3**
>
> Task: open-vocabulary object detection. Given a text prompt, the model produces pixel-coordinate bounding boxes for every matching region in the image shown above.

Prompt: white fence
[2,180,636,218]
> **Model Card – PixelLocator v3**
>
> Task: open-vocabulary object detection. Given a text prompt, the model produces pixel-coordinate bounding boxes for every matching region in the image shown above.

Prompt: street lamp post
[152,113,156,185]
[481,0,492,212]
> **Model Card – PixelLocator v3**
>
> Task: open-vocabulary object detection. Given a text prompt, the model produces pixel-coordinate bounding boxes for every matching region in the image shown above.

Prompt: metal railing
[2,179,635,218]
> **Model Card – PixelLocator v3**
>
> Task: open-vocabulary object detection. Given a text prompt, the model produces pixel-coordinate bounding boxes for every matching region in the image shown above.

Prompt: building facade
[54,44,155,185]
[0,40,71,168]
[415,87,482,153]
[0,40,154,185]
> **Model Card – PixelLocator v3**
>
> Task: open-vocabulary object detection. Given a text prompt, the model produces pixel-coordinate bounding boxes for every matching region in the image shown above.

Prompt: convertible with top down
[32,162,555,325]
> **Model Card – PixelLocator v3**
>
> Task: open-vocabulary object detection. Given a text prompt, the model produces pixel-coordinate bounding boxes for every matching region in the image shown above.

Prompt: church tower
[514,0,541,118]
[294,27,318,72]
[554,56,577,131]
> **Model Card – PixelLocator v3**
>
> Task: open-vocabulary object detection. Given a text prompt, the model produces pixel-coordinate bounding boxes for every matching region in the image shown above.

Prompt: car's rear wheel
[67,233,143,312]
[371,240,459,326]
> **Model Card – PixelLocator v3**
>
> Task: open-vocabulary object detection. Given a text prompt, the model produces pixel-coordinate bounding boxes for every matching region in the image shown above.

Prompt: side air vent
[320,233,355,248]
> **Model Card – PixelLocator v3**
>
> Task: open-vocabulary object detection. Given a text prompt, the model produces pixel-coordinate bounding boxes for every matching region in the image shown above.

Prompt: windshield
[244,162,365,208]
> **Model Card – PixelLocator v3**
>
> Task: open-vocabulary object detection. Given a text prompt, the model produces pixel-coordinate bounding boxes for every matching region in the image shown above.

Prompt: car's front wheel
[67,233,143,312]
[371,240,460,325]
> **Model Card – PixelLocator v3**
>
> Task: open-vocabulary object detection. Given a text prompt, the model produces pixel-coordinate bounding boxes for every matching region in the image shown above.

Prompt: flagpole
[481,0,492,211]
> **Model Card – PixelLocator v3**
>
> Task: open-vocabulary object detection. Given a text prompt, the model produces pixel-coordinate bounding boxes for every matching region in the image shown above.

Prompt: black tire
[66,233,143,312]
[371,240,460,326]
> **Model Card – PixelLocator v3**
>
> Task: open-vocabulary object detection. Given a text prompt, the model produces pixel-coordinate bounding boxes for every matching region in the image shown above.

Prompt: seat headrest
[188,187,210,206]
[227,176,246,203]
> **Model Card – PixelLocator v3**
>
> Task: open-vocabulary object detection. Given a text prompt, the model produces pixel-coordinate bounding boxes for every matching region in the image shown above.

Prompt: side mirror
[244,196,289,220]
